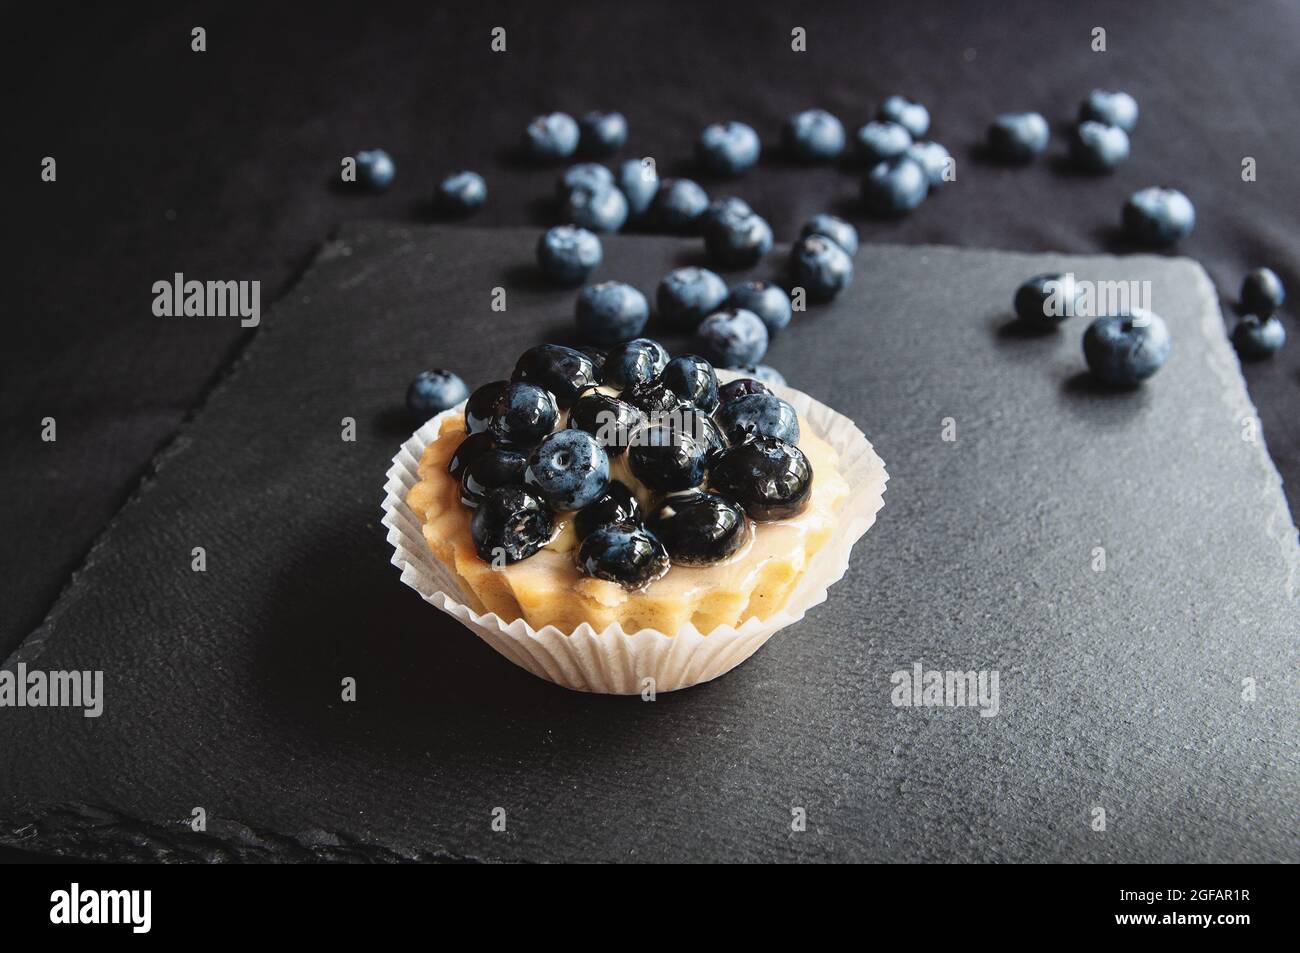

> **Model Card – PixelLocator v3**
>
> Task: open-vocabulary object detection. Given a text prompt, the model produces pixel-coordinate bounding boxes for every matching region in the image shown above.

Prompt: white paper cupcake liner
[381,377,888,694]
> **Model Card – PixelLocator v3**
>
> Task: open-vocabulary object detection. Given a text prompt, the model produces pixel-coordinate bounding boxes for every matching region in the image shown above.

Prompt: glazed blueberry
[576,524,670,591]
[569,393,646,456]
[855,120,913,165]
[1079,89,1139,133]
[628,422,708,492]
[661,355,720,412]
[523,112,580,162]
[576,346,607,380]
[710,436,813,522]
[561,182,628,233]
[789,234,854,300]
[448,431,497,481]
[460,447,528,508]
[556,162,614,198]
[704,207,773,269]
[1070,121,1130,173]
[1122,187,1195,246]
[486,381,559,445]
[537,225,602,285]
[573,481,640,542]
[647,491,750,566]
[727,281,792,334]
[987,112,1050,163]
[575,281,649,346]
[465,380,508,434]
[695,308,769,367]
[862,156,929,217]
[735,364,786,386]
[800,213,858,256]
[525,429,610,511]
[470,485,554,564]
[696,121,761,176]
[1082,310,1172,387]
[617,158,660,218]
[512,344,600,409]
[878,95,930,138]
[653,178,710,232]
[715,392,801,445]
[578,111,627,156]
[1241,268,1286,316]
[906,140,952,187]
[435,170,487,214]
[603,337,669,390]
[1014,273,1085,327]
[681,408,728,462]
[1232,315,1287,360]
[407,369,469,420]
[717,377,771,404]
[623,378,683,417]
[657,267,729,329]
[783,108,846,161]
[355,149,395,190]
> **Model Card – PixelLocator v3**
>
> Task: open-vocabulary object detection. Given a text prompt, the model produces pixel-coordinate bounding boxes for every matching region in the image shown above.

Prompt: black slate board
[2,225,1296,863]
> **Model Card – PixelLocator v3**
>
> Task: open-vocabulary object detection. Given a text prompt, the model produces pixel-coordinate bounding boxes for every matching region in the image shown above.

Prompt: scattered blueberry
[987,112,1050,163]
[718,377,771,404]
[525,429,610,511]
[695,308,769,367]
[862,156,929,216]
[556,162,614,198]
[800,213,858,256]
[461,447,528,508]
[789,234,854,300]
[465,380,508,434]
[715,392,801,445]
[523,112,580,162]
[1014,273,1084,327]
[744,364,787,386]
[1122,187,1195,246]
[704,195,754,228]
[561,181,628,233]
[906,141,952,187]
[618,158,660,218]
[855,120,913,165]
[512,344,600,409]
[653,178,710,232]
[1232,314,1287,360]
[471,485,554,564]
[575,281,649,346]
[1240,268,1286,315]
[1082,310,1172,386]
[878,95,930,138]
[628,422,708,491]
[573,481,640,541]
[355,149,395,190]
[657,267,729,330]
[696,121,761,176]
[728,280,792,334]
[448,430,497,481]
[603,337,669,390]
[435,170,487,214]
[783,109,846,161]
[704,206,773,269]
[1079,90,1139,133]
[568,392,646,456]
[647,491,750,566]
[661,355,720,411]
[537,225,602,285]
[576,524,670,591]
[578,111,627,156]
[710,436,813,521]
[1070,121,1130,173]
[486,381,559,445]
[407,369,469,420]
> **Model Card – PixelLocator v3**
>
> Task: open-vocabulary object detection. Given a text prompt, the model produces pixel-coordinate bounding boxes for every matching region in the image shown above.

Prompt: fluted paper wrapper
[382,377,888,693]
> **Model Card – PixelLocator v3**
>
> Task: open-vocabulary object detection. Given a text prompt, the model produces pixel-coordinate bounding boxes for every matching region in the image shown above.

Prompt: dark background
[4,0,1298,861]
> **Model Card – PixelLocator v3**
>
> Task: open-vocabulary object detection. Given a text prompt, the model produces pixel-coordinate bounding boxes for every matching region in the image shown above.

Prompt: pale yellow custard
[406,414,849,634]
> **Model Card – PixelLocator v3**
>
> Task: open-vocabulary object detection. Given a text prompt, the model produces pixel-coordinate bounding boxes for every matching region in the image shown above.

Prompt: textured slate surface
[1,225,1296,863]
